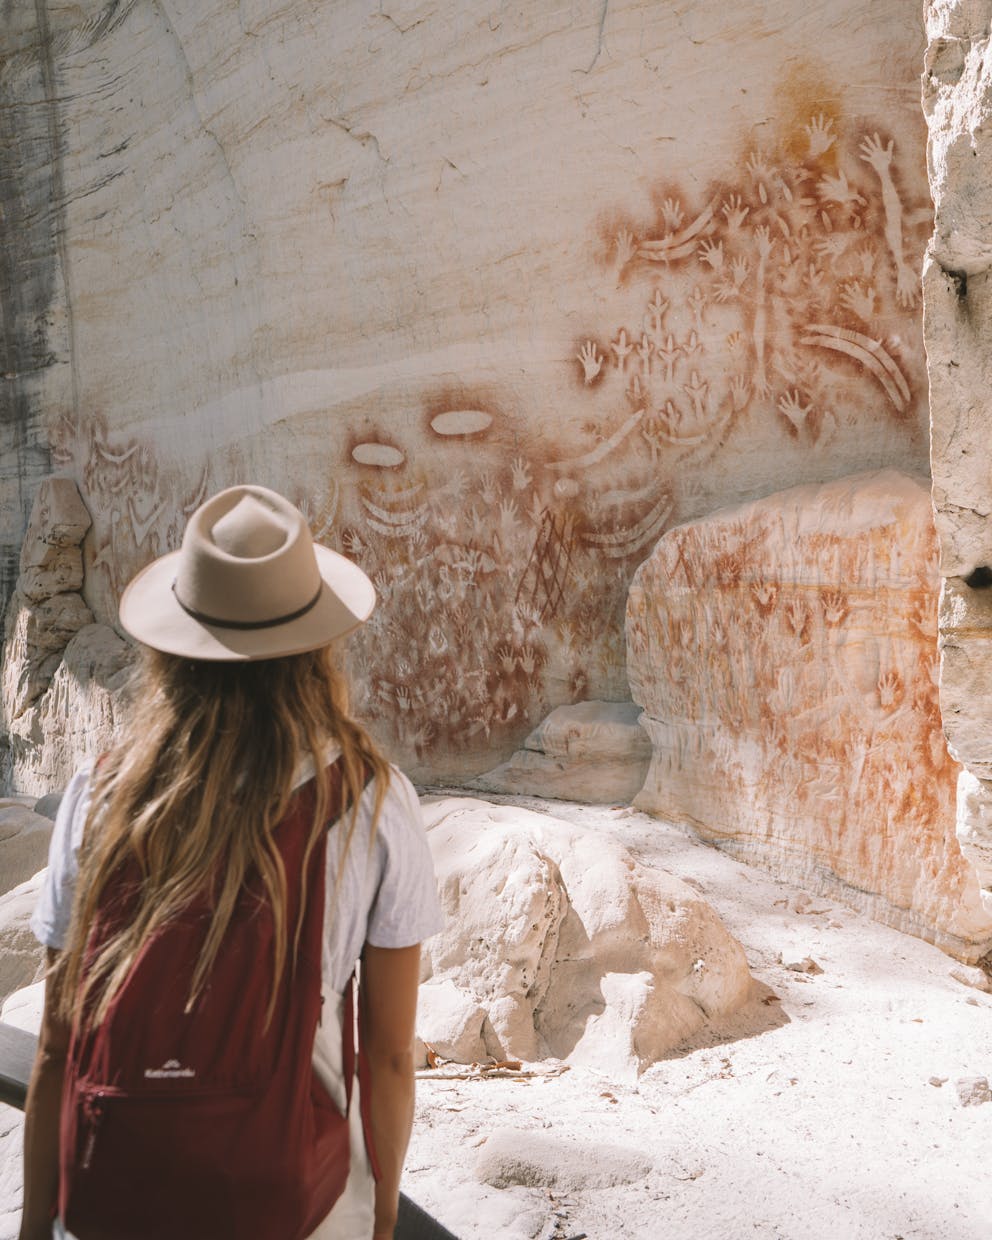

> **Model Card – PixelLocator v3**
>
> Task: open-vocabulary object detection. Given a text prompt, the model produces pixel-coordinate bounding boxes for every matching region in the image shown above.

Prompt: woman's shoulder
[362,764,423,836]
[375,762,419,805]
[359,763,444,947]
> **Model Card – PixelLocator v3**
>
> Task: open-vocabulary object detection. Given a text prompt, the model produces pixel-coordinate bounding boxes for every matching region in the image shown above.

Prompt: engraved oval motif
[430,410,493,437]
[352,442,405,468]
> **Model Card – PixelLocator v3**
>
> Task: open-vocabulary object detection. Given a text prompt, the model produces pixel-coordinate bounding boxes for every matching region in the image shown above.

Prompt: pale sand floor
[405,796,992,1240]
[1,795,990,1239]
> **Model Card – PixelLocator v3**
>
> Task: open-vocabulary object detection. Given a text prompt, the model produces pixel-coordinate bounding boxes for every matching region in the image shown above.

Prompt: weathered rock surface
[955,1075,992,1107]
[0,2,931,784]
[0,874,46,1008]
[0,979,45,1035]
[16,478,89,602]
[416,978,489,1064]
[2,591,94,718]
[627,469,992,960]
[0,806,52,898]
[0,478,117,794]
[937,578,992,783]
[923,2,992,879]
[469,701,651,803]
[420,797,753,1077]
[5,624,132,798]
[31,792,62,822]
[955,768,992,888]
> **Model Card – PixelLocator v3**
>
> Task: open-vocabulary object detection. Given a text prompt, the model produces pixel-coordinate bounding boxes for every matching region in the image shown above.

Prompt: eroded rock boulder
[956,769,992,889]
[0,805,52,898]
[32,791,63,821]
[0,479,130,796]
[416,978,489,1063]
[627,469,992,960]
[6,624,132,797]
[16,478,90,603]
[0,873,46,1007]
[469,701,652,804]
[2,590,94,718]
[420,797,753,1077]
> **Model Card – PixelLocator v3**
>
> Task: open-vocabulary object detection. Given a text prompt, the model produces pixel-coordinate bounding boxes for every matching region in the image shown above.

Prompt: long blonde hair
[55,644,390,1029]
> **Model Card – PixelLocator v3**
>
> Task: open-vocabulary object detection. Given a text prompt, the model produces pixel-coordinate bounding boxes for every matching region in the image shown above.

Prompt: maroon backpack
[59,759,376,1239]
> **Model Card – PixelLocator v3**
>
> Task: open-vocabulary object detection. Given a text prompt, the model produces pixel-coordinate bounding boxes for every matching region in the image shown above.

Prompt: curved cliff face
[923,1,992,899]
[0,1,932,782]
[0,10,66,613]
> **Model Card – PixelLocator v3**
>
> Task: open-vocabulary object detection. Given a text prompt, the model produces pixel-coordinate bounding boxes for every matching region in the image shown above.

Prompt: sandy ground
[403,795,992,1240]
[2,794,991,1239]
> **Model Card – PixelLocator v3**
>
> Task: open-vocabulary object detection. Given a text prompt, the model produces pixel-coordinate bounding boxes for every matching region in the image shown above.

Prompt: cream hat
[119,485,375,661]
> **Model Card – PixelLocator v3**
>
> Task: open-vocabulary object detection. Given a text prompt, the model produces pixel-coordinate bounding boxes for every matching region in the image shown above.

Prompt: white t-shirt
[31,748,444,994]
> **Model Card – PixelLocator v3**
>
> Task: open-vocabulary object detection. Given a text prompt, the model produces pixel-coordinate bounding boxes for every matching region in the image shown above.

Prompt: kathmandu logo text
[144,1058,196,1080]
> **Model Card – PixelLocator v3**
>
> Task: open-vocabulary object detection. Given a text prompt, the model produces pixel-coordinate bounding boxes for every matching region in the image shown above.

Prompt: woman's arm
[20,950,70,1240]
[360,943,421,1240]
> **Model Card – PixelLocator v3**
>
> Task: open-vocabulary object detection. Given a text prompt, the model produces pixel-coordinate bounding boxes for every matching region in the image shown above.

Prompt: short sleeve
[30,761,95,950]
[365,768,444,949]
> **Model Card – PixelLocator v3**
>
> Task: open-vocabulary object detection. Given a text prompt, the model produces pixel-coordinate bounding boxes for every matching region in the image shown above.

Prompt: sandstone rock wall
[1,479,132,795]
[0,874,47,1008]
[627,470,992,960]
[923,1,992,897]
[0,1,931,782]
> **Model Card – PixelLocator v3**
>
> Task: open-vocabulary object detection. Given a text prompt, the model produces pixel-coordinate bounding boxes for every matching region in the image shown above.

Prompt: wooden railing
[0,1021,458,1239]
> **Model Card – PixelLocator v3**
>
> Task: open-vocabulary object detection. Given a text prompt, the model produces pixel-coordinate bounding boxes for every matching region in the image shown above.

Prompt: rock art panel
[627,470,992,960]
[579,123,928,458]
[420,797,754,1079]
[0,2,932,785]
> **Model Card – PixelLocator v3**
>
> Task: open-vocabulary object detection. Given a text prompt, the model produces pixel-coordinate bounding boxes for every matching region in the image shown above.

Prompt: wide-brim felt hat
[119,484,375,661]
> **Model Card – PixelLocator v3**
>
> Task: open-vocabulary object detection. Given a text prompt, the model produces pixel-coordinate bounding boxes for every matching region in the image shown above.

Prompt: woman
[19,484,443,1239]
